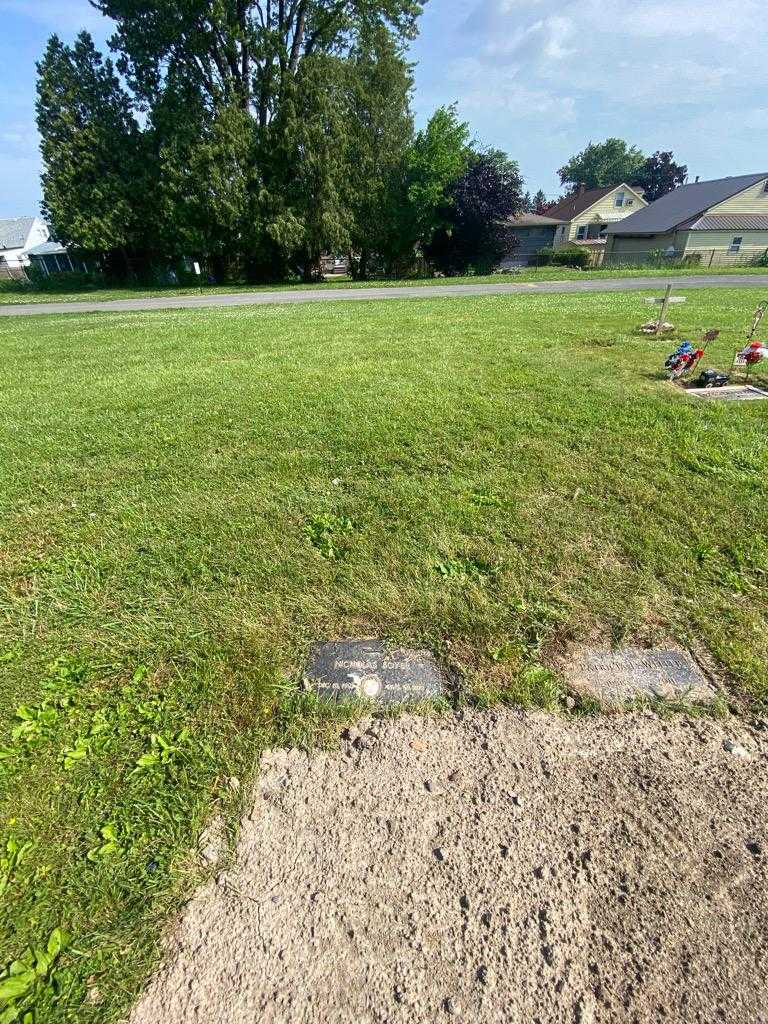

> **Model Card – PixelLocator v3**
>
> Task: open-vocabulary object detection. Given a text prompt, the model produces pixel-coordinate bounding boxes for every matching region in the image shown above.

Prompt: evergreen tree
[37,1,426,281]
[36,33,148,274]
[343,25,415,278]
[532,189,549,214]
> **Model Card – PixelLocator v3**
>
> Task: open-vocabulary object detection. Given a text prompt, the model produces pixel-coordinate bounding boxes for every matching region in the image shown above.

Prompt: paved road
[1,274,767,317]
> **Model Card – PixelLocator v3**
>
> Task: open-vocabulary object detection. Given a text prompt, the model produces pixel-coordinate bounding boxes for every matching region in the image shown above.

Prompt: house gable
[572,184,647,224]
[552,184,648,247]
[705,177,768,217]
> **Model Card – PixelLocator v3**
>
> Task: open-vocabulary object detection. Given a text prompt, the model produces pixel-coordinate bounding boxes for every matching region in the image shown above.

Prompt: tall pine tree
[36,33,149,274]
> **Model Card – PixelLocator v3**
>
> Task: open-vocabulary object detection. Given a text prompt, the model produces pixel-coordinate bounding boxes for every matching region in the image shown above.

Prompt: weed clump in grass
[305,513,355,560]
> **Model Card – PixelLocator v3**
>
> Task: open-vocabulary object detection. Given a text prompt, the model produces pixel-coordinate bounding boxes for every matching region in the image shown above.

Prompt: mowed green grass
[1,289,767,1021]
[1,263,767,304]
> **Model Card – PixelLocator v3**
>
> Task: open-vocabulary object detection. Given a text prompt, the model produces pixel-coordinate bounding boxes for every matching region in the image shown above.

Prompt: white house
[0,217,50,277]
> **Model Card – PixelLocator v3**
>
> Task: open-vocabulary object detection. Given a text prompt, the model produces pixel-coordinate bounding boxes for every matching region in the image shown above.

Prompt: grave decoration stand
[664,329,719,381]
[732,302,768,382]
[734,341,768,382]
[748,301,767,341]
[640,285,686,334]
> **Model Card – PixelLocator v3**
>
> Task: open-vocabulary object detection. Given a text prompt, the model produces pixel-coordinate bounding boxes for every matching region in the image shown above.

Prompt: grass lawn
[1,287,767,1021]
[1,263,767,305]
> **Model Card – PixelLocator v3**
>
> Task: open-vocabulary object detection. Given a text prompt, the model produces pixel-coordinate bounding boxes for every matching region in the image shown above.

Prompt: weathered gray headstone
[689,385,768,402]
[305,640,444,705]
[562,646,715,705]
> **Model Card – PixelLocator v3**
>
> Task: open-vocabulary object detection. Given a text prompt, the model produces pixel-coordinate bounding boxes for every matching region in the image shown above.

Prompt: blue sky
[2,0,766,217]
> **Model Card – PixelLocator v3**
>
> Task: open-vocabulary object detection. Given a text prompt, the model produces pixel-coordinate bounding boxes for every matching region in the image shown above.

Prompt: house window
[763,180,768,193]
[599,224,608,238]
[625,199,634,206]
[576,226,586,240]
[615,191,626,208]
[729,237,743,252]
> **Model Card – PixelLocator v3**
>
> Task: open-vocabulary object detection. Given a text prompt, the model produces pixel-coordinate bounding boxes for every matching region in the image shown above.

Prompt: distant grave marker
[305,640,445,705]
[641,284,686,334]
[645,294,687,306]
[562,646,715,705]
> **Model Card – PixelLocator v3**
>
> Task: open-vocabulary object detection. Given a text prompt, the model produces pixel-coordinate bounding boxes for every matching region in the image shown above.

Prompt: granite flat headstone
[689,385,768,402]
[305,640,445,705]
[562,646,715,706]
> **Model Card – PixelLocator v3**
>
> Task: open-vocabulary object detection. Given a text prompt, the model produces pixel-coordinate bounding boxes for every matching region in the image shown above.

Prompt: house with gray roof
[545,183,647,258]
[502,184,647,267]
[500,213,567,267]
[0,216,50,277]
[605,173,768,265]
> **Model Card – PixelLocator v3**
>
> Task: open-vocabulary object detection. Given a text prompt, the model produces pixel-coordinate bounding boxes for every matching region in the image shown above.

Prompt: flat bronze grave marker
[305,640,444,705]
[562,646,715,706]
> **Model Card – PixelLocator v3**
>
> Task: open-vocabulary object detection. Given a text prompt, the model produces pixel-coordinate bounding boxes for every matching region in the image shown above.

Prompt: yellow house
[606,173,768,266]
[545,183,648,261]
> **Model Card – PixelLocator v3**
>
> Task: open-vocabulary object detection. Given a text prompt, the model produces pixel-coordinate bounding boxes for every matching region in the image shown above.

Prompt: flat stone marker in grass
[687,384,768,402]
[562,646,716,706]
[305,640,444,705]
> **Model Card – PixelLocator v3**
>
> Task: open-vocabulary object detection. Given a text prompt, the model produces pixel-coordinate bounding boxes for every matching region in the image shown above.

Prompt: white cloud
[620,0,761,42]
[449,57,577,123]
[541,16,574,60]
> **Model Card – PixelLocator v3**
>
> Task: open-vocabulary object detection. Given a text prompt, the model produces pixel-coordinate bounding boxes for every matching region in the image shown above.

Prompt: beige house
[545,184,648,261]
[606,173,768,265]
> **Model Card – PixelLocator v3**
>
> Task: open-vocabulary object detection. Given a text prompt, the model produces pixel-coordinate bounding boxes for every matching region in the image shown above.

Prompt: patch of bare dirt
[129,710,768,1023]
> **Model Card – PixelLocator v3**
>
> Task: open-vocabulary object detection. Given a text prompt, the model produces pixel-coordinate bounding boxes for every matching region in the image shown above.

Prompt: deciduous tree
[558,138,645,191]
[90,0,425,121]
[400,105,471,257]
[632,150,688,202]
[426,148,525,276]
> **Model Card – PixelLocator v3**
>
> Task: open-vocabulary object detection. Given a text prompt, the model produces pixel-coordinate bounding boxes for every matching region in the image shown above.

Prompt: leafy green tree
[261,53,353,281]
[91,0,425,119]
[632,151,688,202]
[36,32,148,274]
[425,148,525,275]
[342,25,415,278]
[400,105,471,259]
[558,138,646,191]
